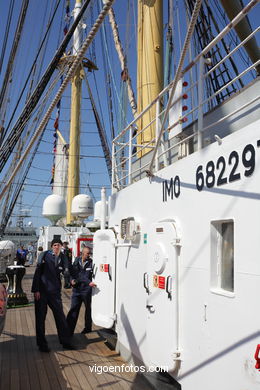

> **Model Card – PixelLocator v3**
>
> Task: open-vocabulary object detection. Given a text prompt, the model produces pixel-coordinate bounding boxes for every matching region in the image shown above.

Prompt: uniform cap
[51,238,63,247]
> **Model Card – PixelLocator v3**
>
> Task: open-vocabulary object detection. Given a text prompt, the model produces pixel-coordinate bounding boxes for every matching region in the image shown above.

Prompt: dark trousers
[67,291,92,335]
[34,292,71,347]
[17,258,25,266]
[64,273,71,288]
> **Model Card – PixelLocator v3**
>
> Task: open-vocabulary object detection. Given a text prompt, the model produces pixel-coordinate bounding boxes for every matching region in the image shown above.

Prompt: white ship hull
[92,79,260,388]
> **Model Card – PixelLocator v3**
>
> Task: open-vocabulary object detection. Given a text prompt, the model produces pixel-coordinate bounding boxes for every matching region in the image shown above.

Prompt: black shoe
[38,345,50,353]
[81,328,92,334]
[62,343,76,350]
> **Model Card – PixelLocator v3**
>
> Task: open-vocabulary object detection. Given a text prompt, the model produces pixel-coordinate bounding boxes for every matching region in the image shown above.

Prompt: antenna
[16,188,31,228]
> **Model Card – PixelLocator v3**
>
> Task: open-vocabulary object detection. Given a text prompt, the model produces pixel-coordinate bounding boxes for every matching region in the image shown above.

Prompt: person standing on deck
[37,246,43,261]
[31,238,75,352]
[27,242,35,265]
[16,245,27,266]
[62,241,72,289]
[67,246,96,335]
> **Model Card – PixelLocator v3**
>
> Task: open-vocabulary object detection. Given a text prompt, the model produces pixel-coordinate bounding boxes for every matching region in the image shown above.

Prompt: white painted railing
[112,3,260,192]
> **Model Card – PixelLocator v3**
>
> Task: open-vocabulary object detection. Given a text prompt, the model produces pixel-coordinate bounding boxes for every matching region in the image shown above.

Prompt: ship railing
[112,64,260,191]
[112,2,260,191]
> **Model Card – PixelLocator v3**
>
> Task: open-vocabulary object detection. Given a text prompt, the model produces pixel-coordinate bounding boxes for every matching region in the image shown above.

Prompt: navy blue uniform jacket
[31,250,69,294]
[70,256,93,294]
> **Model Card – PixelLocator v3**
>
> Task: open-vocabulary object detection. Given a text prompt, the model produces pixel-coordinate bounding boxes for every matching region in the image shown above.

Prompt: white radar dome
[42,194,66,224]
[71,194,94,218]
[94,200,108,221]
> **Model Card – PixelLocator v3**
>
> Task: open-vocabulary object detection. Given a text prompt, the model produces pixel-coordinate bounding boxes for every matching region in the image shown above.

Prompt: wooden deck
[0,265,154,390]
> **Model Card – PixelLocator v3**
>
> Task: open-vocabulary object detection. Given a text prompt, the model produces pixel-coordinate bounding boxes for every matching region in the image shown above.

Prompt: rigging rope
[208,0,256,79]
[100,9,126,130]
[0,181,110,189]
[29,1,63,98]
[51,0,71,188]
[0,63,68,197]
[0,0,93,171]
[0,64,69,230]
[97,19,115,139]
[84,72,112,180]
[164,0,174,118]
[0,131,45,236]
[107,6,137,117]
[148,0,203,175]
[0,0,62,145]
[0,0,29,140]
[85,1,114,145]
[0,0,115,202]
[119,75,129,133]
[0,0,15,74]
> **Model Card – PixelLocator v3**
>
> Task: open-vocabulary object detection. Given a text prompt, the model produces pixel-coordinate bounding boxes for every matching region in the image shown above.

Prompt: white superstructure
[91,5,260,388]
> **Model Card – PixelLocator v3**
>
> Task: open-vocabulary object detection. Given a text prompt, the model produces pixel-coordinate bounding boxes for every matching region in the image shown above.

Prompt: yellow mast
[137,0,143,117]
[66,0,83,224]
[137,0,163,156]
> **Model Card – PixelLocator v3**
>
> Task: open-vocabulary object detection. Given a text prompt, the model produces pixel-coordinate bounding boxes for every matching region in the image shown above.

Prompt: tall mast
[66,0,83,224]
[53,131,68,199]
[137,0,163,156]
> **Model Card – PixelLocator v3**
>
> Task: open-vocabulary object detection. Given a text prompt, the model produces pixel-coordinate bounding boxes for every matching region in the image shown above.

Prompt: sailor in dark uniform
[67,246,96,335]
[62,241,72,289]
[31,238,74,352]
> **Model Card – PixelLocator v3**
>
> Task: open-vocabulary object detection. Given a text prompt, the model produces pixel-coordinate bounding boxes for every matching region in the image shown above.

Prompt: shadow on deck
[0,265,166,390]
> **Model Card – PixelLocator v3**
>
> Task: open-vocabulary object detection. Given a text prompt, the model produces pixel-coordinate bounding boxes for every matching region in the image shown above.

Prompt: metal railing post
[112,142,116,193]
[197,56,204,150]
[128,126,133,184]
[155,100,160,172]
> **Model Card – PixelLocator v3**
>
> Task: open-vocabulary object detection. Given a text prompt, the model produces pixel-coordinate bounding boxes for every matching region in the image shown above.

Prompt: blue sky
[0,0,129,229]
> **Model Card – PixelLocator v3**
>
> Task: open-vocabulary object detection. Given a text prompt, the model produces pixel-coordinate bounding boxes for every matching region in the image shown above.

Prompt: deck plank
[16,308,30,390]
[20,309,42,390]
[0,305,12,390]
[0,265,154,390]
[10,309,20,390]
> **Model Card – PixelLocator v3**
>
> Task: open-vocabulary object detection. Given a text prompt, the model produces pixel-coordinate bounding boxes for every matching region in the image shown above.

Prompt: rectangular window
[211,220,234,295]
